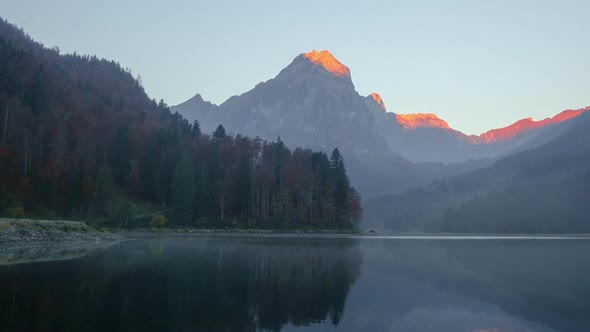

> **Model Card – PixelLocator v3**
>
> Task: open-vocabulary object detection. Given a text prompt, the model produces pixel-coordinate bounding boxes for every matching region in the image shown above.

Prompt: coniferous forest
[0,19,362,229]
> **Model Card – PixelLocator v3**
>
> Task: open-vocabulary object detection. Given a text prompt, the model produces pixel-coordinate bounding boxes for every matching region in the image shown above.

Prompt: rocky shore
[0,219,122,242]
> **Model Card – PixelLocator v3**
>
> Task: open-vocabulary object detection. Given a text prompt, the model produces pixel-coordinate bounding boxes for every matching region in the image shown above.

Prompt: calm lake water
[1,236,590,332]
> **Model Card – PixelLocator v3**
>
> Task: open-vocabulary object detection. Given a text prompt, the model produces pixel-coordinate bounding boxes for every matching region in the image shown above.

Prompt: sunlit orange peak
[395,113,450,129]
[369,93,386,111]
[302,50,351,78]
[474,106,590,143]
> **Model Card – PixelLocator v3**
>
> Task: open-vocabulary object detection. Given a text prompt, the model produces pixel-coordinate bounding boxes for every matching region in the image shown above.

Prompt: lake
[1,235,590,331]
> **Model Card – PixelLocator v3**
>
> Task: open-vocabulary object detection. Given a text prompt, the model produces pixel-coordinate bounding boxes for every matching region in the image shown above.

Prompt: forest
[0,19,361,229]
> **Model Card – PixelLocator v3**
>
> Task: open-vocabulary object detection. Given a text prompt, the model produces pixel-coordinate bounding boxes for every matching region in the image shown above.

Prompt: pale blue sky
[2,0,589,134]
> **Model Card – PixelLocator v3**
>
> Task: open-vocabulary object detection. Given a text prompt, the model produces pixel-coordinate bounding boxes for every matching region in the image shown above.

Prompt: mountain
[173,50,429,198]
[176,50,383,152]
[364,111,590,233]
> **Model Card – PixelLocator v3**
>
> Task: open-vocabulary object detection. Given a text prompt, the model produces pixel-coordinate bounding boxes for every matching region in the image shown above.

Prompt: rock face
[368,93,386,111]
[395,113,450,129]
[302,50,351,80]
[172,49,590,196]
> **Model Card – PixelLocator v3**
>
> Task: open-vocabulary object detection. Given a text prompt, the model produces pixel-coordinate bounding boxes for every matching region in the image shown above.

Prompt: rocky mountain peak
[368,93,387,111]
[394,113,451,129]
[302,50,351,78]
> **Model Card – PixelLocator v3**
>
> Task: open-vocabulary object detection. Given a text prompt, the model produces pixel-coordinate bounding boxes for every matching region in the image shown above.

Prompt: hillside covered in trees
[0,19,361,229]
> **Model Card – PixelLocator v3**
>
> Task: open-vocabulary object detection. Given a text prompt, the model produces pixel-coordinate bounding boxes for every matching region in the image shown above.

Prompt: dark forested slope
[0,19,361,229]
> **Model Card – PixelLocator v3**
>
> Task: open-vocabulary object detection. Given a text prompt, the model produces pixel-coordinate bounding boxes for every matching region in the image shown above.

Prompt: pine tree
[192,119,202,137]
[213,124,226,141]
[235,153,252,222]
[171,148,196,225]
[273,137,288,189]
[330,148,350,226]
[110,124,132,185]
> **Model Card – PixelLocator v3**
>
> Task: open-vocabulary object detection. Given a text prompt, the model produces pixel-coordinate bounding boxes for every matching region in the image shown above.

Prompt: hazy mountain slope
[172,93,218,127]
[364,112,590,233]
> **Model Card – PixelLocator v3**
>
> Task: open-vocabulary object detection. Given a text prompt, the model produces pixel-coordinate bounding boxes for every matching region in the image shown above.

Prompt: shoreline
[115,228,590,240]
[2,219,590,243]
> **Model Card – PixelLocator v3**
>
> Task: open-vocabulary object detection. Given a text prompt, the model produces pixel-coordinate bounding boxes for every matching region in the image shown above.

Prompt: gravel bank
[0,219,122,242]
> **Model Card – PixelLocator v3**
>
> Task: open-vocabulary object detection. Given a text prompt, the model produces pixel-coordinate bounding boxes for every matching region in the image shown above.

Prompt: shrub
[150,214,167,228]
[196,217,210,226]
[4,206,24,219]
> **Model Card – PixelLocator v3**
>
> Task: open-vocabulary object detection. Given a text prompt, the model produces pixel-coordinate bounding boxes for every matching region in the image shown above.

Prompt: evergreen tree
[235,153,252,222]
[207,131,227,223]
[171,148,196,225]
[330,148,350,226]
[67,158,87,219]
[213,124,226,141]
[111,124,132,185]
[139,133,160,202]
[192,119,201,137]
[273,137,288,189]
[30,65,50,115]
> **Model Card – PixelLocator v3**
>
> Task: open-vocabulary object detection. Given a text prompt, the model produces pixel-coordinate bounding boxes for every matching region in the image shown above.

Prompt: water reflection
[0,237,361,332]
[0,240,120,265]
[330,239,590,332]
[2,237,590,331]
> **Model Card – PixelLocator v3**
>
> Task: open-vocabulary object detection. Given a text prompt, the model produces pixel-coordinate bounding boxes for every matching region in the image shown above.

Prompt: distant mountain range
[364,111,590,233]
[172,50,589,197]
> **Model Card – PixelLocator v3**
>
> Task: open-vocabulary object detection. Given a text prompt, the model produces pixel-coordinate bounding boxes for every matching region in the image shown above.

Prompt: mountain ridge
[365,92,590,143]
[176,49,589,150]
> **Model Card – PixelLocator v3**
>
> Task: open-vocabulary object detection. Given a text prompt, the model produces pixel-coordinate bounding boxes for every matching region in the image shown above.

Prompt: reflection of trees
[246,241,361,330]
[0,238,361,332]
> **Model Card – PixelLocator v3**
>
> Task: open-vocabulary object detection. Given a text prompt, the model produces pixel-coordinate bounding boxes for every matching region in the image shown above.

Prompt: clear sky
[2,0,589,134]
